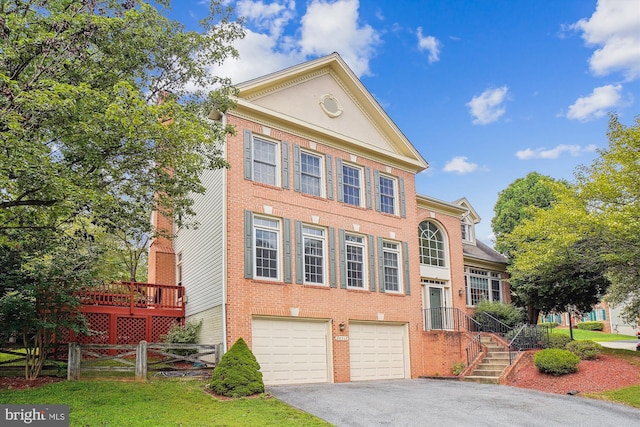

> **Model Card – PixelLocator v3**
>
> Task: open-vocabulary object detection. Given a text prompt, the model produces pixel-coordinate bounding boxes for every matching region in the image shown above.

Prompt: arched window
[419,221,445,267]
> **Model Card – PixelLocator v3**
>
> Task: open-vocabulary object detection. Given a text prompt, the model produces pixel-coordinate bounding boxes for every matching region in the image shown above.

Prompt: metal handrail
[507,324,550,363]
[423,307,481,332]
[465,333,483,366]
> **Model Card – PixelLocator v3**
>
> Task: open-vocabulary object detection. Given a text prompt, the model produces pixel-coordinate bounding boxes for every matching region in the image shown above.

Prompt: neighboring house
[148,53,509,384]
[541,300,638,336]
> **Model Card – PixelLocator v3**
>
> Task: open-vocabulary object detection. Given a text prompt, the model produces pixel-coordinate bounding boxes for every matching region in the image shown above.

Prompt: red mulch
[507,353,640,395]
[0,376,64,390]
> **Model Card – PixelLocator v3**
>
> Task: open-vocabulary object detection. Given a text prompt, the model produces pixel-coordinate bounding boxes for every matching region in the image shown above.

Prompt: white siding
[186,305,223,362]
[174,167,226,316]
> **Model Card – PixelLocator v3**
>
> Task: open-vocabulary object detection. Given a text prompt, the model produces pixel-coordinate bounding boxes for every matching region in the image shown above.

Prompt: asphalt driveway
[270,379,640,427]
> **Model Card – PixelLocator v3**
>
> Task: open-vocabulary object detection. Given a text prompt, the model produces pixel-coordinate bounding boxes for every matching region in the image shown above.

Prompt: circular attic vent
[319,94,343,118]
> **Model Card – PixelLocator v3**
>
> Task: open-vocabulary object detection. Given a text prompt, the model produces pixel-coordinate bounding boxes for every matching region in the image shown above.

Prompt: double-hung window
[301,152,322,197]
[253,137,278,186]
[342,164,362,207]
[382,241,401,292]
[345,234,366,288]
[254,217,280,280]
[303,226,325,284]
[379,175,396,214]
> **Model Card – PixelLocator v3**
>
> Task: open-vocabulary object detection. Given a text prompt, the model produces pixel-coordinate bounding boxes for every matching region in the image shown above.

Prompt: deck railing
[78,281,185,312]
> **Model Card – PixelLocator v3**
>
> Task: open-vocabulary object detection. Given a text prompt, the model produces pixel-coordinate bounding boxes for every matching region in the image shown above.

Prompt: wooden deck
[72,281,185,346]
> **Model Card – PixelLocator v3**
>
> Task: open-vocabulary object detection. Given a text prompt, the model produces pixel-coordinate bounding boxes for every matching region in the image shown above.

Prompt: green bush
[452,362,465,376]
[544,333,572,349]
[161,320,202,356]
[566,340,602,360]
[210,337,264,398]
[576,321,604,331]
[474,301,525,328]
[534,349,580,376]
[538,322,558,329]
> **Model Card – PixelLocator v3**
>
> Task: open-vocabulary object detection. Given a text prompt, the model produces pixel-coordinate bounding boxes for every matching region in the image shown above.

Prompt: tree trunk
[527,304,540,325]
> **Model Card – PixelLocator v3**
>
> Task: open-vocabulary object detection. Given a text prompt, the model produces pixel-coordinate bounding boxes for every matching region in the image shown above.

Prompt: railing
[507,324,550,363]
[465,333,483,366]
[477,312,511,339]
[423,307,481,332]
[78,281,185,311]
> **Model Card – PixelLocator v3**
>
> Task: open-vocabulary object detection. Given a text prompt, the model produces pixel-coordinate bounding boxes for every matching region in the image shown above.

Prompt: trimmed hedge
[566,340,602,360]
[538,322,558,329]
[576,321,604,331]
[210,338,264,398]
[474,301,525,328]
[534,349,580,376]
[543,333,572,349]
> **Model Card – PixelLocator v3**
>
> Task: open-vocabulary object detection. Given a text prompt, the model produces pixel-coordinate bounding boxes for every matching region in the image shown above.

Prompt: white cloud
[443,156,478,174]
[416,27,440,63]
[572,0,640,80]
[236,0,296,38]
[566,84,622,121]
[466,86,509,125]
[298,0,381,77]
[516,144,598,160]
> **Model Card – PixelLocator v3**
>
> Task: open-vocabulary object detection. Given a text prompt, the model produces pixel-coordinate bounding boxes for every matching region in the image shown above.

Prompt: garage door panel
[349,323,407,381]
[252,318,329,385]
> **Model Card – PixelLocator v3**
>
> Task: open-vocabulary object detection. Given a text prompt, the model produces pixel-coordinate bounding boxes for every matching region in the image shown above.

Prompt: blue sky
[169,0,640,245]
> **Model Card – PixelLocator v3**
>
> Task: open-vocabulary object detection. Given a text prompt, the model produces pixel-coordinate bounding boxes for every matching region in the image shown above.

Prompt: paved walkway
[270,379,640,427]
[598,340,638,351]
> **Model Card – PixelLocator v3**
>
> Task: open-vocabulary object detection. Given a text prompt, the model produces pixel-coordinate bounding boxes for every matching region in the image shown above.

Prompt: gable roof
[453,197,481,224]
[230,53,429,173]
[463,240,507,268]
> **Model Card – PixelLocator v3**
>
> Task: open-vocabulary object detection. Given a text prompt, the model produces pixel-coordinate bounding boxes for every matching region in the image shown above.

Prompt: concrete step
[473,368,504,377]
[462,375,499,384]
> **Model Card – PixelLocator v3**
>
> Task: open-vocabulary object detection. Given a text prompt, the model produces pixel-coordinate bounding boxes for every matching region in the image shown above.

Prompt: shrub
[566,340,602,360]
[576,321,603,331]
[534,349,580,376]
[544,333,572,349]
[161,320,202,356]
[538,322,558,329]
[474,301,525,328]
[210,337,264,398]
[452,362,465,376]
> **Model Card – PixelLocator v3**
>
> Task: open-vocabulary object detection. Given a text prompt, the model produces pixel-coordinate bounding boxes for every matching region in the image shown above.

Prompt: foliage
[0,0,244,378]
[0,234,95,379]
[543,333,572,349]
[452,362,466,376]
[566,340,602,360]
[534,349,580,376]
[474,300,525,327]
[0,380,331,426]
[211,338,264,398]
[576,115,640,323]
[576,321,604,331]
[538,322,558,329]
[491,173,570,323]
[161,320,202,356]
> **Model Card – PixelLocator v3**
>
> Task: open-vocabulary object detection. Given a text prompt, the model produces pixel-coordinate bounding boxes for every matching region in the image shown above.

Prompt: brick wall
[226,115,425,382]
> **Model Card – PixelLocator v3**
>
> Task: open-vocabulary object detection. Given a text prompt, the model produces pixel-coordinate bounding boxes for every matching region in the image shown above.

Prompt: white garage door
[349,322,407,381]
[252,317,330,385]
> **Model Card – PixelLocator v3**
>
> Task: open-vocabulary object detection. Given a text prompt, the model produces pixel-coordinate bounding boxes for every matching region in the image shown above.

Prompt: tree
[1,0,244,236]
[576,114,640,322]
[0,232,97,379]
[210,337,264,398]
[0,0,244,378]
[492,173,568,322]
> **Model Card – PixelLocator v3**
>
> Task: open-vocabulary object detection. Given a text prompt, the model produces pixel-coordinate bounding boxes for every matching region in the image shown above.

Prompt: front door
[429,287,443,329]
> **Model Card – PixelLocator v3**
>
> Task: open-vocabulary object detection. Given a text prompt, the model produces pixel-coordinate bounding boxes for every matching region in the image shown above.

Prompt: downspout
[221,111,228,355]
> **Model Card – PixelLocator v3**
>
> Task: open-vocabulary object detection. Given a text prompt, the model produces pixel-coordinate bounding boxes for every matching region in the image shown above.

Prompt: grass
[582,347,640,408]
[550,328,637,342]
[0,378,331,427]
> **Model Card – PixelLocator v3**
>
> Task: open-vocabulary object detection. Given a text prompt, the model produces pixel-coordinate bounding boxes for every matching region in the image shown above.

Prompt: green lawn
[0,379,331,427]
[551,328,637,342]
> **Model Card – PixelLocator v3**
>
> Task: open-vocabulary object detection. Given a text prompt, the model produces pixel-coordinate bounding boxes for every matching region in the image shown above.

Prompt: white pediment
[233,54,428,172]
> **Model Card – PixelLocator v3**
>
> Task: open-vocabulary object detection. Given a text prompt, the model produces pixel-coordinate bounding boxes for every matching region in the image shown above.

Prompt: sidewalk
[597,340,638,351]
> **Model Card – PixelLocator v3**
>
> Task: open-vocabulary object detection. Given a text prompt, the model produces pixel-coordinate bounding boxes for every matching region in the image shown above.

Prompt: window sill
[251,279,288,286]
[251,181,284,191]
[302,283,331,290]
[383,292,405,297]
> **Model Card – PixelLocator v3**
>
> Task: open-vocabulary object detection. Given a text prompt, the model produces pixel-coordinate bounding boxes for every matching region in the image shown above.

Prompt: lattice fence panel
[116,317,146,345]
[78,313,110,345]
[152,317,181,342]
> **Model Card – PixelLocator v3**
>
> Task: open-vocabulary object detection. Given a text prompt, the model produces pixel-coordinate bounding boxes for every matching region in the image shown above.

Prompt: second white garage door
[252,317,330,385]
[349,322,408,381]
